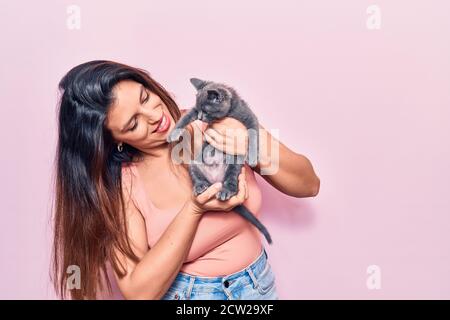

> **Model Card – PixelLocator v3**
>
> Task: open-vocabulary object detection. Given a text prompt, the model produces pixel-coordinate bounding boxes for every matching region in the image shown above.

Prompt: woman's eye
[142,91,150,104]
[129,119,138,131]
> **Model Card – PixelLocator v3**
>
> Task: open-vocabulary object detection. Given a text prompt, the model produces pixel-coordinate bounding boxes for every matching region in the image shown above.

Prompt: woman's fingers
[244,176,249,199]
[222,168,247,208]
[205,128,237,153]
[204,133,219,150]
[196,182,222,204]
[204,129,224,145]
[236,170,246,202]
[237,167,248,200]
[195,167,248,212]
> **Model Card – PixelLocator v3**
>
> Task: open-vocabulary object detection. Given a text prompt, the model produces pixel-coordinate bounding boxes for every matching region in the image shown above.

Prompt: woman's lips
[153,112,171,133]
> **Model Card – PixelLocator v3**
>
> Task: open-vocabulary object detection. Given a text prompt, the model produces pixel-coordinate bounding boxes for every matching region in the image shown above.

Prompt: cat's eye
[207,90,220,102]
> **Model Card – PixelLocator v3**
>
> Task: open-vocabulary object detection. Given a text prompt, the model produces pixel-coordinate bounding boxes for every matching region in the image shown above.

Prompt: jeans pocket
[254,263,276,295]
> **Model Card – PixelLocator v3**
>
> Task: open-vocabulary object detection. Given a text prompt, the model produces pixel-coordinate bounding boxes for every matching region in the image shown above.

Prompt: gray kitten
[167,78,272,244]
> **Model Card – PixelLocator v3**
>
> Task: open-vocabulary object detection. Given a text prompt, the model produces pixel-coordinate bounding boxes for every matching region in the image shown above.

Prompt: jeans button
[223,280,230,288]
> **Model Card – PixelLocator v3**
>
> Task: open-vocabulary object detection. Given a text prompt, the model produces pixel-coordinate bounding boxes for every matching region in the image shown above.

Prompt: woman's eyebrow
[120,85,144,132]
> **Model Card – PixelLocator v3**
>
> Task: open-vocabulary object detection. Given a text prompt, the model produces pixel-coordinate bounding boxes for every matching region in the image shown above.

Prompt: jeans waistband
[175,247,268,284]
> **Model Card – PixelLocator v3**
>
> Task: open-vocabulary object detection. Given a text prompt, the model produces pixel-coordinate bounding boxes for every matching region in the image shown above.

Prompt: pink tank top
[121,125,264,276]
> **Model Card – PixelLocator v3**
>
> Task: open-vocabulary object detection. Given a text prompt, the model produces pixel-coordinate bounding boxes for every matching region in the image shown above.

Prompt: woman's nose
[141,105,161,124]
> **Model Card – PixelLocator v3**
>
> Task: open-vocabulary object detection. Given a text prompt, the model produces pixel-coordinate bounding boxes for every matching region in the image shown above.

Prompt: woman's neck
[139,144,171,165]
[136,144,189,180]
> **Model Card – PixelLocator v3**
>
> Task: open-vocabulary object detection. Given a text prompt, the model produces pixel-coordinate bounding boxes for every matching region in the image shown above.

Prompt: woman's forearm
[256,125,320,197]
[127,201,202,299]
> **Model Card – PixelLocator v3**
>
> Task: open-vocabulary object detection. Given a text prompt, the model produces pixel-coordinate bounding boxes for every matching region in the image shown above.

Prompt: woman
[51,60,320,300]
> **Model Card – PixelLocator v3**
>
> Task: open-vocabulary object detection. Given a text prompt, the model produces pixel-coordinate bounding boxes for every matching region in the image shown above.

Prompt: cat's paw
[167,129,183,143]
[193,182,210,196]
[216,187,237,201]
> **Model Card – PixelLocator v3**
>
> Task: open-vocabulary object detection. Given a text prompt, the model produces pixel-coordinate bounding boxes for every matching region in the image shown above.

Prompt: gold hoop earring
[117,142,123,152]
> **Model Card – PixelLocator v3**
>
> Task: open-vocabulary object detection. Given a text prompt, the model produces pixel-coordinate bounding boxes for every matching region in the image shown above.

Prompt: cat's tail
[233,205,273,244]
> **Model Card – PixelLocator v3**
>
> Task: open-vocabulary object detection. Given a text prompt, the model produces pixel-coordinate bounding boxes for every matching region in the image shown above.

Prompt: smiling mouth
[152,112,171,133]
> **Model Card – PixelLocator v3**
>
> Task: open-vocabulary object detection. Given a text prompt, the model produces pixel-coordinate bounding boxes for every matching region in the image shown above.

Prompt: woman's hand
[188,167,249,214]
[204,117,248,156]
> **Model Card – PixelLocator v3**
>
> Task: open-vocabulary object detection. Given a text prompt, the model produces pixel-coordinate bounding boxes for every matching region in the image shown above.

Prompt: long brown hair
[51,60,181,299]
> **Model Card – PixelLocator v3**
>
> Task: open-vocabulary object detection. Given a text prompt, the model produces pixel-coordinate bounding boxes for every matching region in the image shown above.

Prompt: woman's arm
[113,197,203,300]
[113,167,249,300]
[255,124,320,198]
[205,119,320,198]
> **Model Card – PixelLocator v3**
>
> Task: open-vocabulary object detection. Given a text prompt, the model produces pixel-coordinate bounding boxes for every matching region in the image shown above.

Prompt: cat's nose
[203,105,213,112]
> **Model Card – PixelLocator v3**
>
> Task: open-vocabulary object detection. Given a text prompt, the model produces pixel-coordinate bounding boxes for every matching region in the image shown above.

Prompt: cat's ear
[190,78,207,90]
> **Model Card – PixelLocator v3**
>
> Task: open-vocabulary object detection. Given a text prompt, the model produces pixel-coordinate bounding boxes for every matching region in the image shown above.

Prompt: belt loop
[245,266,259,289]
[186,276,195,299]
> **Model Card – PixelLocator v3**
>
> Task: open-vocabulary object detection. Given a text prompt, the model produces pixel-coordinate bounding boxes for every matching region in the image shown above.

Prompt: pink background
[1,0,449,299]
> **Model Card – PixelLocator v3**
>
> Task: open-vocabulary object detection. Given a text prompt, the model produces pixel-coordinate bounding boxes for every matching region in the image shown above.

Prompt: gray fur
[167,78,272,244]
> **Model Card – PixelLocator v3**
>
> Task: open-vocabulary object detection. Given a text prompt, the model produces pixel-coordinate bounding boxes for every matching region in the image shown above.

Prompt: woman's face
[106,80,175,154]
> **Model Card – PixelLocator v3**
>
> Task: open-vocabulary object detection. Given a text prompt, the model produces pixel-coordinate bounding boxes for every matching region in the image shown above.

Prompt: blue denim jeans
[161,247,278,300]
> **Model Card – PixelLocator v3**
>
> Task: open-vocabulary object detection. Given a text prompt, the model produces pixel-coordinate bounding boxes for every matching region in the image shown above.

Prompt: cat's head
[190,78,233,122]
